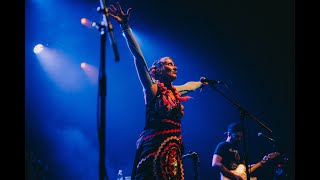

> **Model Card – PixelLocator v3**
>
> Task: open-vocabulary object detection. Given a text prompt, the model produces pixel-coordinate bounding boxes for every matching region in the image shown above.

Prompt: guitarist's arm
[212,154,244,180]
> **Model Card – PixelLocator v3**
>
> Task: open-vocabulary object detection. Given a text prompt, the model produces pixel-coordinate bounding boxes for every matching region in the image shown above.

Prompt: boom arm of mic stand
[99,0,120,61]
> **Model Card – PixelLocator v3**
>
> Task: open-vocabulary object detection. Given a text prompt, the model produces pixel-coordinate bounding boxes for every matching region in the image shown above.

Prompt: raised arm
[109,3,154,91]
[122,28,154,90]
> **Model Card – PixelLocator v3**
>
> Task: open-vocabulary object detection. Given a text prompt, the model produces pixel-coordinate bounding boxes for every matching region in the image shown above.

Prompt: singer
[109,2,208,180]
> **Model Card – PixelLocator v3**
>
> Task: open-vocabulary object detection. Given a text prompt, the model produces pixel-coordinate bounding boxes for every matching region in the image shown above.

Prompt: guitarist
[212,122,266,180]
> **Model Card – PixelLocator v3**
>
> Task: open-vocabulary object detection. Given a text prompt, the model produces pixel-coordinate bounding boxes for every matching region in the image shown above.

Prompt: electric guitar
[221,152,280,180]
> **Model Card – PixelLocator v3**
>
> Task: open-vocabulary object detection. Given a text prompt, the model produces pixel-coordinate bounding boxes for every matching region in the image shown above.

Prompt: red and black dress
[131,82,186,180]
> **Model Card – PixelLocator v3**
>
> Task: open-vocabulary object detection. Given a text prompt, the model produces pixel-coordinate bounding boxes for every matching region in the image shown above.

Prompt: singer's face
[159,58,178,81]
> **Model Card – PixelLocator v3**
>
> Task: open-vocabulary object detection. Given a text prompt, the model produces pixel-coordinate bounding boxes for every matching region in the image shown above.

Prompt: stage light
[81,62,87,69]
[81,18,93,29]
[33,44,44,54]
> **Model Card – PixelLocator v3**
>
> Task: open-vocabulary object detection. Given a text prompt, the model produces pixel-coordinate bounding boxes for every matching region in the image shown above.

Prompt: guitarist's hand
[261,155,268,162]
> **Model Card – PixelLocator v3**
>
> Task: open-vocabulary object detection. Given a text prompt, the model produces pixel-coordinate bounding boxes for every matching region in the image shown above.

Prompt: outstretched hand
[108,2,132,28]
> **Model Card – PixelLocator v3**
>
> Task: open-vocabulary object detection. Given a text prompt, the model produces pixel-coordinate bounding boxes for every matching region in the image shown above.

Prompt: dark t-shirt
[214,141,244,170]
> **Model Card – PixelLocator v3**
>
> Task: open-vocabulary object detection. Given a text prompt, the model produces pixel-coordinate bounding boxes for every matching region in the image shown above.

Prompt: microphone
[200,77,224,85]
[258,132,275,142]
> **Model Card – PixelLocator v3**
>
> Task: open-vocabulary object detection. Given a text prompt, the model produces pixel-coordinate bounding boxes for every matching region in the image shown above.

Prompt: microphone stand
[182,151,200,180]
[95,0,120,180]
[207,83,272,180]
[191,153,200,180]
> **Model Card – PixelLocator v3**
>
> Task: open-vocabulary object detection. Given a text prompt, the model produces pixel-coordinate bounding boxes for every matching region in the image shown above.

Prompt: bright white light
[33,44,44,54]
[81,18,94,29]
[81,62,87,69]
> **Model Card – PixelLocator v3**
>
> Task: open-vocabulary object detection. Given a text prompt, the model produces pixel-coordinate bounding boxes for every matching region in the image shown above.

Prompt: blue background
[25,0,294,179]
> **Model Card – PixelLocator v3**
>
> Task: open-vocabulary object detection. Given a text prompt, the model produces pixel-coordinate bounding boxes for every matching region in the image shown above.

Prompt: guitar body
[221,164,257,179]
[221,164,257,180]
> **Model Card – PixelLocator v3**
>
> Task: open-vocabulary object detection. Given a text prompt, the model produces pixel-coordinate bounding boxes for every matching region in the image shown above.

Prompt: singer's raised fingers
[108,8,116,14]
[116,2,123,13]
[109,5,117,12]
[126,8,132,15]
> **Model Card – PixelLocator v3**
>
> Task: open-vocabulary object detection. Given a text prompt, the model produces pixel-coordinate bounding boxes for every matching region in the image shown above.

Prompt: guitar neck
[249,161,264,173]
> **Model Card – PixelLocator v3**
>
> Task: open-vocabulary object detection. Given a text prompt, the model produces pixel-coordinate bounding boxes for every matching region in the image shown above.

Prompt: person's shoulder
[214,141,229,154]
[216,141,228,148]
[218,141,228,145]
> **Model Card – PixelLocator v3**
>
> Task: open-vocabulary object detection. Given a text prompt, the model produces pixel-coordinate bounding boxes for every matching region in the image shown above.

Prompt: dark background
[25,0,294,179]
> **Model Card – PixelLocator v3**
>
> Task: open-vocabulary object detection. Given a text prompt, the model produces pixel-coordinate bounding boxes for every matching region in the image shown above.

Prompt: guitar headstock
[268,152,280,158]
[263,152,280,161]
